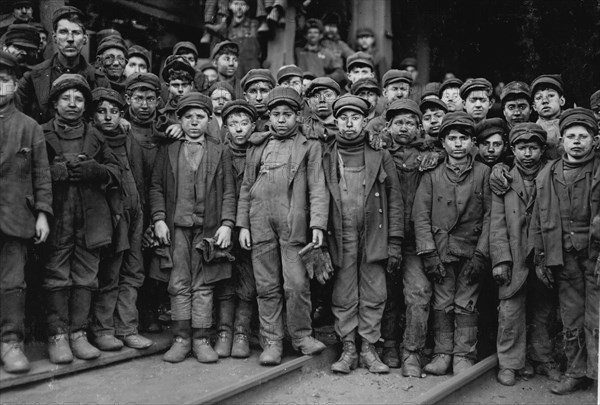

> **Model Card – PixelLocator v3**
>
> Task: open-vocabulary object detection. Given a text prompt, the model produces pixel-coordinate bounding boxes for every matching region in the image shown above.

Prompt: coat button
[375,192,380,197]
[379,209,383,213]
[378,224,383,228]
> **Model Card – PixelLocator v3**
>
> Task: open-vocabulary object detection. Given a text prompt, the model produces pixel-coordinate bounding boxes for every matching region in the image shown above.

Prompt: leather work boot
[48,334,73,364]
[497,368,516,386]
[550,376,586,395]
[453,355,474,374]
[193,337,219,363]
[402,350,422,377]
[359,341,390,374]
[259,339,283,365]
[536,361,562,382]
[93,335,124,351]
[70,330,101,360]
[163,336,191,363]
[214,331,233,358]
[231,334,250,358]
[1,342,30,373]
[121,334,153,349]
[423,354,452,375]
[518,360,534,378]
[382,340,400,368]
[331,341,358,374]
[292,336,326,355]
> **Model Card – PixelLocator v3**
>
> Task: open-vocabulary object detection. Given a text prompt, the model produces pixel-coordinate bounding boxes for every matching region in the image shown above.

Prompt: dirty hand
[422,251,446,284]
[34,212,50,244]
[239,228,252,250]
[492,262,512,286]
[490,163,512,196]
[214,225,232,249]
[465,251,488,285]
[118,117,131,132]
[312,228,324,248]
[154,220,170,246]
[68,158,108,182]
[165,124,183,139]
[142,225,158,249]
[368,131,384,150]
[534,252,554,288]
[50,161,69,181]
[419,151,440,172]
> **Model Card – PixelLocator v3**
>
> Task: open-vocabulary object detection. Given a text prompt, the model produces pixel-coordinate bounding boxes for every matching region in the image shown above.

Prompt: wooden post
[265,2,296,76]
[349,0,392,65]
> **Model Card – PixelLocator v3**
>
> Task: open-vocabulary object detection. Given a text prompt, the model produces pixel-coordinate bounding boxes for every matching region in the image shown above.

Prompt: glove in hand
[299,242,334,285]
[196,237,235,263]
[422,251,446,284]
[465,251,488,285]
[534,252,554,289]
[492,262,512,286]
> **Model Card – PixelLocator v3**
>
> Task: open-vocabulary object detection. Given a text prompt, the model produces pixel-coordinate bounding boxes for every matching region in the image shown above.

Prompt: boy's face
[593,106,600,129]
[383,81,410,103]
[244,81,273,115]
[302,78,313,95]
[441,87,463,112]
[309,88,337,118]
[562,125,595,160]
[54,88,86,121]
[54,19,87,59]
[126,88,158,120]
[336,110,366,140]
[203,68,219,85]
[39,32,48,51]
[94,100,122,133]
[213,53,239,79]
[168,79,192,100]
[442,129,474,160]
[387,112,419,145]
[533,88,564,119]
[512,141,544,168]
[305,28,322,46]
[13,6,33,21]
[211,89,232,115]
[324,24,338,40]
[356,35,374,50]
[5,44,29,62]
[98,48,126,81]
[464,90,491,121]
[478,133,505,165]
[226,112,255,145]
[357,90,378,112]
[280,76,303,96]
[178,52,196,67]
[0,70,17,109]
[503,98,531,127]
[230,0,249,18]
[347,66,374,84]
[269,104,298,136]
[180,107,210,140]
[405,66,418,82]
[422,107,445,136]
[123,56,148,78]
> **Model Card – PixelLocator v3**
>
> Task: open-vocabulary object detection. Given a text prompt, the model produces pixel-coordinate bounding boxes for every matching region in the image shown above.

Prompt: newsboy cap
[500,81,531,103]
[332,95,370,118]
[509,122,547,145]
[420,98,448,114]
[356,27,374,37]
[5,24,39,50]
[350,77,381,96]
[161,55,196,82]
[173,41,198,57]
[0,51,21,77]
[559,107,598,136]
[439,78,464,96]
[439,111,476,137]
[96,36,128,57]
[211,40,239,60]
[12,0,33,8]
[531,74,564,96]
[386,98,422,121]
[399,57,417,70]
[241,68,275,90]
[92,86,125,108]
[128,45,151,69]
[276,64,303,84]
[305,18,324,33]
[52,6,84,30]
[266,87,303,111]
[346,51,374,71]
[591,89,600,110]
[305,77,341,97]
[176,92,213,117]
[49,73,92,104]
[222,100,258,122]
[421,82,442,100]
[382,69,412,88]
[125,72,161,92]
[459,78,492,100]
[207,81,235,97]
[475,118,508,143]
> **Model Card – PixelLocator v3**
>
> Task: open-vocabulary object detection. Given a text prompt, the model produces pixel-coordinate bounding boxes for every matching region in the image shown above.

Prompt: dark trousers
[0,233,28,342]
[402,247,431,352]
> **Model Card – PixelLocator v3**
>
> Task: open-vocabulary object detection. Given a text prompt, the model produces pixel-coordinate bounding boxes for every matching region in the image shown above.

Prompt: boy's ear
[559,96,566,107]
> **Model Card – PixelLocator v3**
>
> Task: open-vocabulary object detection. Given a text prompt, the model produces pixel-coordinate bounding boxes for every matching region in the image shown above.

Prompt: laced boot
[453,355,475,374]
[259,339,283,365]
[70,330,100,360]
[331,341,358,374]
[1,341,30,373]
[402,350,423,377]
[497,368,516,386]
[424,354,452,375]
[214,331,232,358]
[48,333,73,364]
[359,341,390,374]
[550,376,586,395]
[163,320,191,363]
[292,336,326,355]
[193,336,219,363]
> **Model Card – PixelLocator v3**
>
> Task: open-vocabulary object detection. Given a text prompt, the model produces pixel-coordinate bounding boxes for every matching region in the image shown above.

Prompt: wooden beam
[103,0,202,27]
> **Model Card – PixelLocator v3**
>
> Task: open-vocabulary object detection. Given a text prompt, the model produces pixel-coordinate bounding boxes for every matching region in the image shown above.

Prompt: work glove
[299,242,334,285]
[50,161,69,181]
[464,251,489,285]
[490,163,512,196]
[196,237,235,263]
[368,131,385,150]
[422,251,446,284]
[534,251,554,289]
[67,157,109,182]
[492,262,512,286]
[386,238,403,274]
[418,151,441,172]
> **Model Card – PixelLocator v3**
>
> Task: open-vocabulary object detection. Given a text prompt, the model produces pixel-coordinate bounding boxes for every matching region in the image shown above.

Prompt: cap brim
[335,105,366,117]
[511,133,545,145]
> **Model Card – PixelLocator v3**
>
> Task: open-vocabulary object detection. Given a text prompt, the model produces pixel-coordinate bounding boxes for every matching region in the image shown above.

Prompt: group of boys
[1,2,599,398]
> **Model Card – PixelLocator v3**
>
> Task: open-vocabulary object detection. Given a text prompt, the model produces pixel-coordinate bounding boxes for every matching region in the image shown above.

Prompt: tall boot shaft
[0,290,26,342]
[70,287,93,332]
[233,299,254,336]
[45,289,70,335]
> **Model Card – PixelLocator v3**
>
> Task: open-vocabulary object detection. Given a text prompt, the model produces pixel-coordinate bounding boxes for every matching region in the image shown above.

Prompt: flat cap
[356,27,374,37]
[52,6,84,29]
[125,72,161,92]
[322,12,341,27]
[305,18,324,33]
[49,73,92,104]
[128,45,151,68]
[0,51,21,77]
[176,92,213,117]
[96,28,121,43]
[590,89,600,110]
[350,77,381,96]
[420,98,448,114]
[5,24,39,50]
[161,55,196,82]
[30,22,47,34]
[265,87,303,111]
[332,94,370,117]
[96,36,128,56]
[509,122,547,145]
[241,68,275,90]
[173,41,198,57]
[211,40,239,59]
[276,64,303,84]
[386,98,422,121]
[459,78,492,100]
[475,117,508,142]
[439,111,476,137]
[12,0,33,8]
[199,62,216,72]
[559,107,598,135]
[207,81,235,97]
[531,74,564,95]
[439,78,464,95]
[303,71,317,80]
[399,57,417,69]
[305,77,341,97]
[92,86,125,108]
[346,51,374,71]
[500,81,531,102]
[421,82,441,100]
[382,69,412,88]
[222,100,258,122]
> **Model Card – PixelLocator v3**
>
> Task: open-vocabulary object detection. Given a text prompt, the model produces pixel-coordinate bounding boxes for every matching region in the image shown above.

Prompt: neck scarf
[515,158,543,181]
[562,150,596,170]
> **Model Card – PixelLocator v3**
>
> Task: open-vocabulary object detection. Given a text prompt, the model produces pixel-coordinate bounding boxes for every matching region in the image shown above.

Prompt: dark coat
[413,157,491,261]
[528,157,600,266]
[17,54,110,124]
[43,120,121,249]
[490,164,546,299]
[0,104,53,239]
[149,136,237,284]
[236,129,329,244]
[323,143,404,268]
